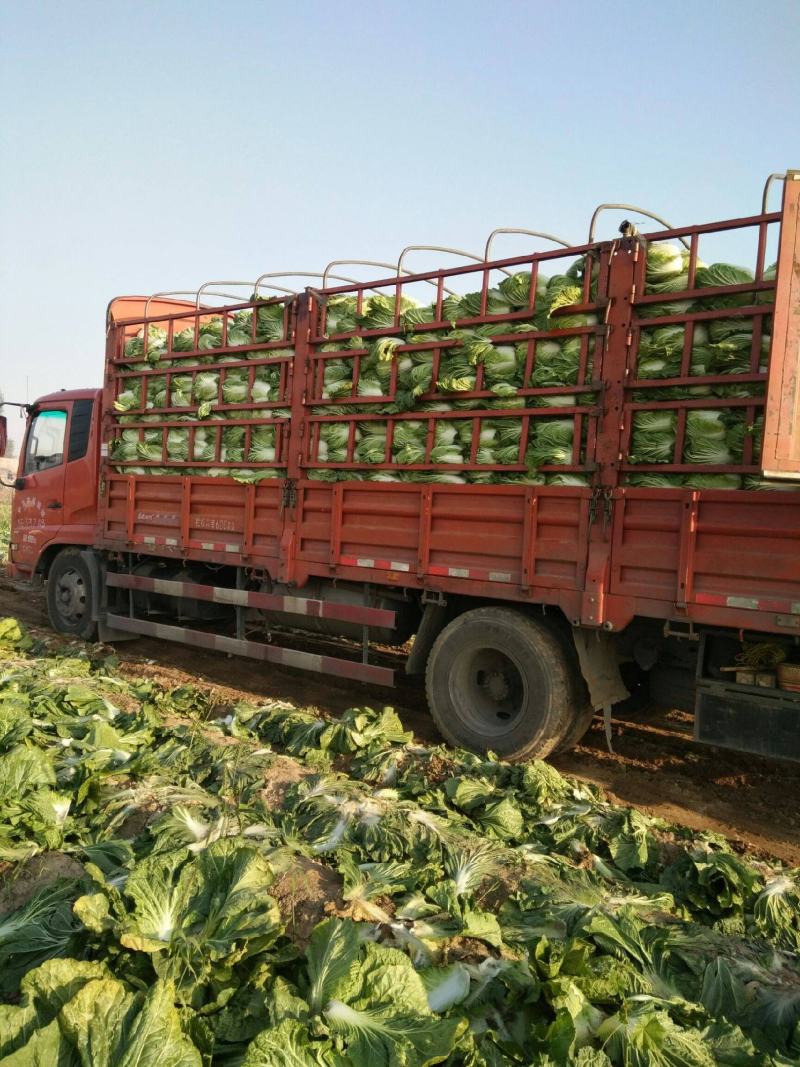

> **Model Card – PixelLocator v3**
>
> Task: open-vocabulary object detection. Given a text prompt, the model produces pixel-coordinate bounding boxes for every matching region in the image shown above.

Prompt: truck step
[102,613,395,687]
[105,572,395,628]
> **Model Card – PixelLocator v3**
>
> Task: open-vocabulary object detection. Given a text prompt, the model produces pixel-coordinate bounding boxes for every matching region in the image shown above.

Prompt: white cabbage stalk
[423,964,471,1012]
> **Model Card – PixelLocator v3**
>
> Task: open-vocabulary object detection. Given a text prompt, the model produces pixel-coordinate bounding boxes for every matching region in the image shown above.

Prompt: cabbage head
[695,263,755,309]
[645,242,684,282]
[222,371,249,405]
[248,425,277,463]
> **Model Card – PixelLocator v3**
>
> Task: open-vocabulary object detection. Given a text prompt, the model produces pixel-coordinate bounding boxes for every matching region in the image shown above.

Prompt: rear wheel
[554,702,596,752]
[425,606,579,761]
[46,549,97,641]
[553,629,594,752]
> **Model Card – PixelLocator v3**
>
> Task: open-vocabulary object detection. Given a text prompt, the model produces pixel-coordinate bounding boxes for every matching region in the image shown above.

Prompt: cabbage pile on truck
[304,263,597,486]
[109,242,794,490]
[111,299,293,483]
[627,246,779,491]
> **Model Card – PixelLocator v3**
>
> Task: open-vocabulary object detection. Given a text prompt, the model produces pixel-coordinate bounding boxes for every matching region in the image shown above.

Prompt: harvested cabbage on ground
[0,615,798,1066]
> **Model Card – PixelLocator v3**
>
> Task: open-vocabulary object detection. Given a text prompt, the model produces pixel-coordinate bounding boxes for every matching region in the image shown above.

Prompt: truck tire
[553,635,595,752]
[554,703,596,752]
[425,606,575,761]
[46,548,98,641]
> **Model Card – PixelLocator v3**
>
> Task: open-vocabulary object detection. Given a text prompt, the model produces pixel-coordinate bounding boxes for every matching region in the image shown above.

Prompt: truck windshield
[24,409,67,474]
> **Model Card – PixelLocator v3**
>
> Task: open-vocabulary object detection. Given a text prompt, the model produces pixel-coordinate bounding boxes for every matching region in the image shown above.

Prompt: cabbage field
[1,616,799,1065]
[110,246,800,491]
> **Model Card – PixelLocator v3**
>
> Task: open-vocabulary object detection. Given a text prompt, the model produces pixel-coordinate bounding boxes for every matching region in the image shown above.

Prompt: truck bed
[100,176,800,640]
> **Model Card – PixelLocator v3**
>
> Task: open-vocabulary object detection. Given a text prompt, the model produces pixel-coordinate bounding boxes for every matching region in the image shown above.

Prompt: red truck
[3,172,800,762]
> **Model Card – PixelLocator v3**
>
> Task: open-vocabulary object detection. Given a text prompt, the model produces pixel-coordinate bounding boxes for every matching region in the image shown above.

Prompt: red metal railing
[300,243,606,482]
[104,296,295,475]
[619,210,781,483]
[101,200,791,493]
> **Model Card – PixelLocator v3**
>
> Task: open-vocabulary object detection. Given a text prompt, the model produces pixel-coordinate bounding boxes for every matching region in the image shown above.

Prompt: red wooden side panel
[610,488,800,617]
[294,482,589,598]
[99,474,282,563]
[184,480,247,553]
[294,484,335,564]
[427,487,523,582]
[426,486,589,589]
[250,480,283,559]
[609,492,684,602]
[691,494,800,606]
[295,483,422,570]
[132,479,183,545]
[103,475,132,542]
[338,485,421,570]
[527,491,590,588]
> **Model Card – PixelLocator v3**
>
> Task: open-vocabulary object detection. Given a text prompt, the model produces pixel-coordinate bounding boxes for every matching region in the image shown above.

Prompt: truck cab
[8,389,101,580]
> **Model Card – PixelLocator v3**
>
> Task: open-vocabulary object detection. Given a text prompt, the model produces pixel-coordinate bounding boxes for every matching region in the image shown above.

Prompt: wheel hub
[483,669,510,702]
[451,645,527,736]
[55,570,86,623]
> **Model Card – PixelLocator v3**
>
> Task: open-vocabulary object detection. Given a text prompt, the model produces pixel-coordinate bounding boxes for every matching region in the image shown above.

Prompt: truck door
[61,398,97,530]
[11,405,69,572]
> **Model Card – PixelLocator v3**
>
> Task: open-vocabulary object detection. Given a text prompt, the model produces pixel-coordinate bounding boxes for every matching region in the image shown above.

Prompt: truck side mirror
[0,415,6,457]
[14,477,26,490]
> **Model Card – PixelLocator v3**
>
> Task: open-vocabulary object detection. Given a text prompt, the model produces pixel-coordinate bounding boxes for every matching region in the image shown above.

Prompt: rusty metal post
[762,171,800,478]
[581,236,639,627]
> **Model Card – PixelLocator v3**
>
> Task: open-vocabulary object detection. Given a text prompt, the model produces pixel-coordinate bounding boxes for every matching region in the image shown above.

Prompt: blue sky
[1,0,798,449]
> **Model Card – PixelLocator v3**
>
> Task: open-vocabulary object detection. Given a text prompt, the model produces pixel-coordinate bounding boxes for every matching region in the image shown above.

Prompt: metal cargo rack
[96,173,800,651]
[298,239,605,481]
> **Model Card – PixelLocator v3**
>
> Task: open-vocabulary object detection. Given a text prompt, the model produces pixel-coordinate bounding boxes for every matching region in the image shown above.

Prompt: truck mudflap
[77,551,137,643]
[572,627,630,749]
[572,627,630,710]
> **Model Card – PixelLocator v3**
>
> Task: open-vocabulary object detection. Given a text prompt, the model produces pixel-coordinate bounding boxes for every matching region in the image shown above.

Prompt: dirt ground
[1,576,798,866]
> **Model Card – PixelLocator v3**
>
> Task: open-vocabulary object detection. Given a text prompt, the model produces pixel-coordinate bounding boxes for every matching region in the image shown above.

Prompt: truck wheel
[425,607,575,761]
[553,635,595,752]
[554,704,596,752]
[46,549,98,641]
